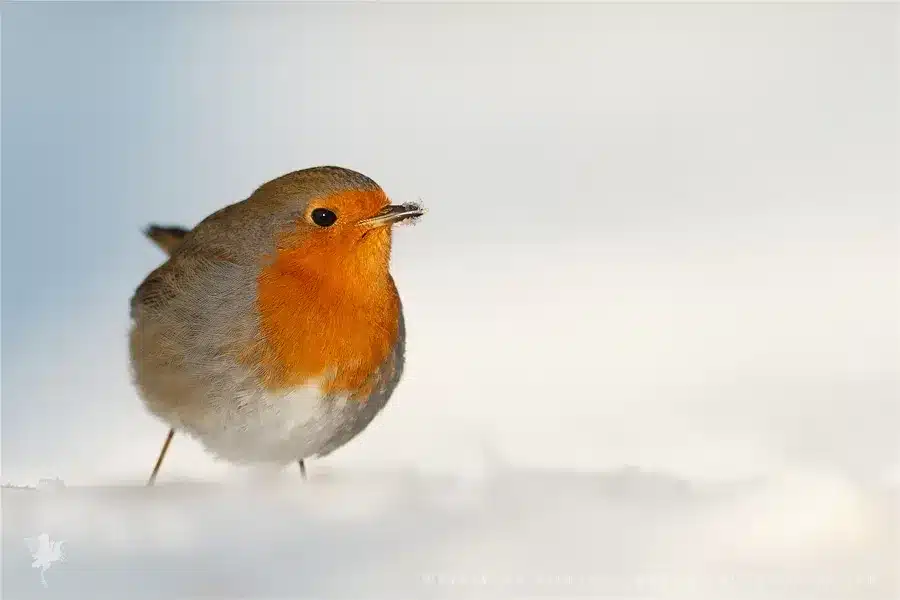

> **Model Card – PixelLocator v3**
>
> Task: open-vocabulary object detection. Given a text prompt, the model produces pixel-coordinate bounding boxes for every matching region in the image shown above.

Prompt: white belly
[177,380,351,465]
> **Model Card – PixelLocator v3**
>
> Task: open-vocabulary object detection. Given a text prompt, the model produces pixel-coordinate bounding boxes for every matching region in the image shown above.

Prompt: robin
[130,166,423,485]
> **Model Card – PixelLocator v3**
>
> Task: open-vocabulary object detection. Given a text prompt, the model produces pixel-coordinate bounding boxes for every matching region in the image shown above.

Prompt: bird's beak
[358,203,425,228]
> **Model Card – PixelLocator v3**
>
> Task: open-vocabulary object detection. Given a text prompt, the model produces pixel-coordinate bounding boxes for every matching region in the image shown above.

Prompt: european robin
[130,166,423,485]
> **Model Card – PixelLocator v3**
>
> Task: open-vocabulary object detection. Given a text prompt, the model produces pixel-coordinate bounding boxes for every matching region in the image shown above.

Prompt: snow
[4,465,896,599]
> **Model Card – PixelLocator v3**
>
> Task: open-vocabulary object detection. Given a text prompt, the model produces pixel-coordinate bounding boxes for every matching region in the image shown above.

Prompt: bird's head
[250,166,423,283]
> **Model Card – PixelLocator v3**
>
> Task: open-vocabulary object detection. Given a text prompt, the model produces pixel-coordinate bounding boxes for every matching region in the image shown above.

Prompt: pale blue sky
[2,3,897,484]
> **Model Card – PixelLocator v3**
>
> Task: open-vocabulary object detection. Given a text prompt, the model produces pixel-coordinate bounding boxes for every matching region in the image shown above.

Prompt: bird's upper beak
[358,203,425,228]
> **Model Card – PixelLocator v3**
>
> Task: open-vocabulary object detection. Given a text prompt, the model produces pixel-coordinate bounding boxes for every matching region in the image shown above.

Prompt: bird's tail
[144,225,189,256]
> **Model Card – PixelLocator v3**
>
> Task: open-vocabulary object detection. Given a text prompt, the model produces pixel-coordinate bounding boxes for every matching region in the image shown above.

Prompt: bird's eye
[311,208,337,227]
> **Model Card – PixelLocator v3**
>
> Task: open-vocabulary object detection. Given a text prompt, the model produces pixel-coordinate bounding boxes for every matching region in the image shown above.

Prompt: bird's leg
[298,459,307,480]
[147,428,175,486]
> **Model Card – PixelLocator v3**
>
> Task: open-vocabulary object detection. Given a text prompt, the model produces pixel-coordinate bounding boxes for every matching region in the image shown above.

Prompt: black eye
[311,208,337,227]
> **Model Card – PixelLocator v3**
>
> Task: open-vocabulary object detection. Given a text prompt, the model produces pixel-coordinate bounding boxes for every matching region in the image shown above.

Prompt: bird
[130,166,423,485]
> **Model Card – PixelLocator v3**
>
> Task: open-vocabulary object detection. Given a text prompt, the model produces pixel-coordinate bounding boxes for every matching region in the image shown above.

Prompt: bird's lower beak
[359,203,425,228]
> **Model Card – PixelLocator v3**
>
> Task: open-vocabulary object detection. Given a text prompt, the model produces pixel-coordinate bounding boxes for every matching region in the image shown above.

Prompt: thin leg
[147,428,175,486]
[298,459,307,480]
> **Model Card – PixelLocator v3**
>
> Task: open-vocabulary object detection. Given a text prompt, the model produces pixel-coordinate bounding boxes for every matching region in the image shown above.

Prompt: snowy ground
[3,466,896,600]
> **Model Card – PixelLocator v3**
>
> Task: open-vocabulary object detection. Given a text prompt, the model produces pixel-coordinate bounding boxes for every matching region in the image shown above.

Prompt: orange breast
[249,254,400,398]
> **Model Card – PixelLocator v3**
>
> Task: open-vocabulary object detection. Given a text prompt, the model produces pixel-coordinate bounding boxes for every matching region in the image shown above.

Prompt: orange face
[250,189,422,396]
[274,189,422,277]
[295,188,391,252]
